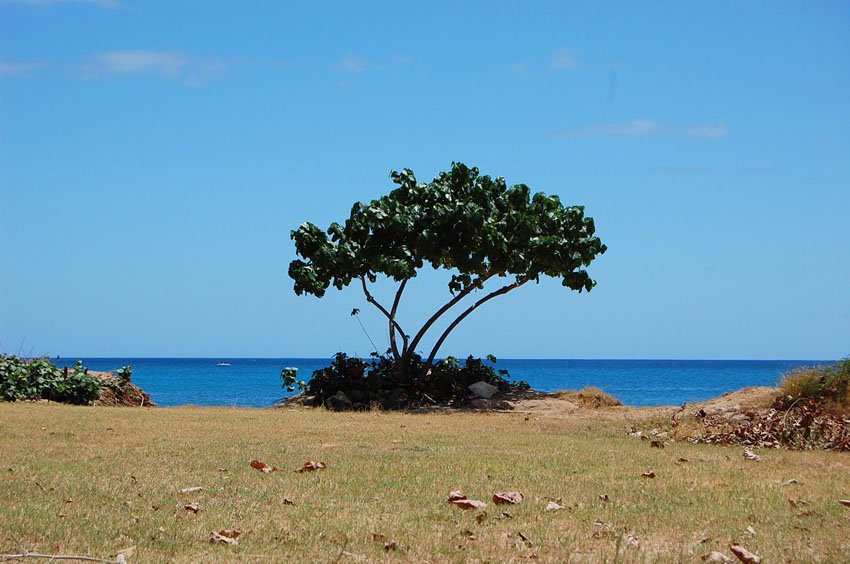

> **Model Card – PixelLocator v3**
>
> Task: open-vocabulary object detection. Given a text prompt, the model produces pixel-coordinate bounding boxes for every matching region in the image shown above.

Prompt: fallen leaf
[282,497,295,506]
[742,450,761,462]
[250,460,276,473]
[383,540,398,551]
[183,502,201,514]
[179,487,202,494]
[451,499,487,510]
[63,498,73,504]
[783,479,798,486]
[460,529,476,539]
[447,490,467,502]
[839,500,850,507]
[296,461,327,473]
[729,543,761,563]
[745,525,756,537]
[371,532,386,542]
[702,551,733,563]
[787,498,799,508]
[157,527,165,534]
[650,440,665,449]
[544,501,565,512]
[625,533,640,549]
[475,512,487,524]
[493,492,524,505]
[599,494,610,502]
[57,513,66,519]
[641,471,656,479]
[210,529,242,546]
[678,457,689,463]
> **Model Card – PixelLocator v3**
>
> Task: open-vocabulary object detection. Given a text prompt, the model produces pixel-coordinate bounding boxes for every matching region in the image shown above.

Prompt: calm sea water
[63,358,830,408]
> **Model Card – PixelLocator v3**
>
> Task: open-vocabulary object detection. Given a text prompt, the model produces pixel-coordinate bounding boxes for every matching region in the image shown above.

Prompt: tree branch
[359,276,408,359]
[0,552,120,563]
[389,279,409,358]
[426,278,529,367]
[404,272,496,364]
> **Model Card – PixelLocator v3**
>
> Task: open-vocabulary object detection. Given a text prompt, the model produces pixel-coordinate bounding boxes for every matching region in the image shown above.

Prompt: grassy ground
[1,403,848,563]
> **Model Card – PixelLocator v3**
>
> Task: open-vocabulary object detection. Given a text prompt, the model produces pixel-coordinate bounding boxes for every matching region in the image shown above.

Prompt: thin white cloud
[510,61,528,75]
[0,0,118,7]
[550,48,578,70]
[553,120,728,139]
[337,54,369,72]
[684,124,729,138]
[80,50,187,77]
[77,50,233,85]
[0,59,46,76]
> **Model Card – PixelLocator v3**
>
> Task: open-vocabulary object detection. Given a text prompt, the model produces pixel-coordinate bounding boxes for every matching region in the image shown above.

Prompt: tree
[289,162,606,383]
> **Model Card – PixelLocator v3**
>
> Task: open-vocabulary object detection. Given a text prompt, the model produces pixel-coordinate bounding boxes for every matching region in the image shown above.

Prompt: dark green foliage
[290,162,606,298]
[302,352,529,410]
[0,355,101,405]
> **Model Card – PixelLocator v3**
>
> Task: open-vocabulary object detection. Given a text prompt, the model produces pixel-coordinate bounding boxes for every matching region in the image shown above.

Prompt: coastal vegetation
[289,163,606,407]
[778,357,849,414]
[1,402,848,562]
[0,355,100,405]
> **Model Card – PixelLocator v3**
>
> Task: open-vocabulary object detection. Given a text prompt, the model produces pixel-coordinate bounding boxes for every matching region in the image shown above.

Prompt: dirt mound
[673,386,849,451]
[92,371,156,407]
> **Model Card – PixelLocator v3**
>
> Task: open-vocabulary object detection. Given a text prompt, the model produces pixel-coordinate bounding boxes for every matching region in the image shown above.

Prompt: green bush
[0,355,101,405]
[300,351,529,409]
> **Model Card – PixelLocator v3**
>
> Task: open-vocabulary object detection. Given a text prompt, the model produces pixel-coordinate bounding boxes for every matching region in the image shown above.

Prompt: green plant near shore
[778,357,850,414]
[0,355,101,405]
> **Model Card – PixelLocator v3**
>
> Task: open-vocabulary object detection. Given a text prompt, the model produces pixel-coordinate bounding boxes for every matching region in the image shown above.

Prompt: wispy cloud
[550,48,578,70]
[337,54,369,72]
[78,50,233,85]
[0,59,46,76]
[0,0,118,7]
[552,120,729,139]
[510,61,529,75]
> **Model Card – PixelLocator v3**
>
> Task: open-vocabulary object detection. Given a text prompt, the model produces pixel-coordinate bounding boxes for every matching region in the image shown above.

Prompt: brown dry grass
[552,386,623,408]
[1,403,849,562]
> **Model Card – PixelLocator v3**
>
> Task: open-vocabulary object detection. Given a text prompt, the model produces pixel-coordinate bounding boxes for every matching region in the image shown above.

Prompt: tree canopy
[289,162,606,380]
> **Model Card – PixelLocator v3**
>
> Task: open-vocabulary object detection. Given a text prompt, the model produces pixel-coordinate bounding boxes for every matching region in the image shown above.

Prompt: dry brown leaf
[742,450,761,462]
[179,486,202,494]
[517,531,533,547]
[701,551,733,563]
[447,490,467,502]
[678,457,690,463]
[729,543,761,563]
[493,492,524,505]
[544,501,565,512]
[296,461,327,473]
[210,529,242,546]
[250,460,276,473]
[599,494,610,502]
[383,540,398,551]
[371,532,386,542]
[282,497,295,506]
[787,498,799,508]
[641,471,656,479]
[498,511,514,519]
[183,502,201,514]
[625,533,640,549]
[839,499,850,507]
[650,440,665,449]
[745,525,756,537]
[475,512,487,524]
[451,499,487,510]
[460,529,476,539]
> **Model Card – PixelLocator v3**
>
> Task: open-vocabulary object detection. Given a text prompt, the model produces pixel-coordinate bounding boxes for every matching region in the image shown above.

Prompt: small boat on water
[216,361,231,366]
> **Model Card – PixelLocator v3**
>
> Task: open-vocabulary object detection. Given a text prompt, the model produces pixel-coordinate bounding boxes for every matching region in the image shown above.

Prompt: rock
[470,398,511,410]
[346,389,366,403]
[325,390,353,411]
[468,381,498,399]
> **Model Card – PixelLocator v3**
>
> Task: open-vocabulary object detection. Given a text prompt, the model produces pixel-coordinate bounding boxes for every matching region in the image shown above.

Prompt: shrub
[299,352,529,410]
[554,386,622,408]
[0,355,101,405]
[778,358,850,414]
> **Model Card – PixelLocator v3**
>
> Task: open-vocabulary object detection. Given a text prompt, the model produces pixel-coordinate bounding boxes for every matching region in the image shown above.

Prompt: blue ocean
[64,358,830,408]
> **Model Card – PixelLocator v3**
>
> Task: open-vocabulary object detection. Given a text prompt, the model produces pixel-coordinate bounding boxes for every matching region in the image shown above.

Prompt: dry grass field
[1,403,849,562]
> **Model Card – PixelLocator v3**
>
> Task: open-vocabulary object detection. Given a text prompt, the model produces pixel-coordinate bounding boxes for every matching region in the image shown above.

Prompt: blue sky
[1,1,848,359]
